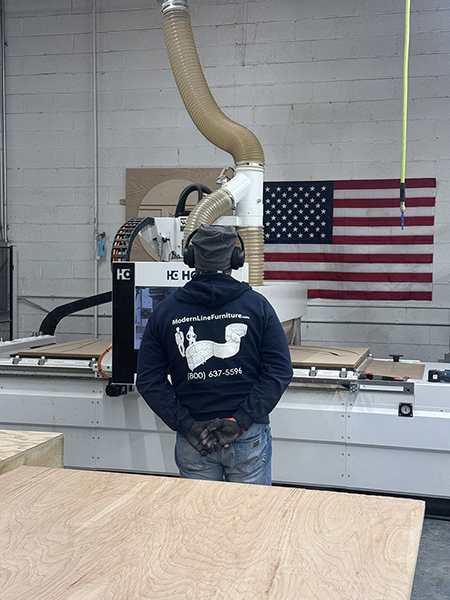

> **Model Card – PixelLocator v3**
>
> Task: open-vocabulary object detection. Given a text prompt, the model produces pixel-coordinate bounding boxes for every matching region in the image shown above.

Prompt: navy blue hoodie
[136,272,293,436]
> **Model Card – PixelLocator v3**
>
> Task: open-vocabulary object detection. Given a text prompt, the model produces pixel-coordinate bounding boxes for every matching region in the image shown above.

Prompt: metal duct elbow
[159,0,264,166]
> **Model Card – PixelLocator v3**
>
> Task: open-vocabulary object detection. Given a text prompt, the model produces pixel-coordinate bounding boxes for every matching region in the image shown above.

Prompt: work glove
[185,421,217,456]
[200,418,244,452]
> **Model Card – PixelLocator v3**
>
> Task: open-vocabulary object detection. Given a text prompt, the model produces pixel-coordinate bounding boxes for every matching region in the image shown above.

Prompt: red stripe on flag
[333,197,435,209]
[334,178,436,190]
[333,216,434,228]
[306,289,433,301]
[332,235,434,245]
[264,271,432,283]
[264,253,433,264]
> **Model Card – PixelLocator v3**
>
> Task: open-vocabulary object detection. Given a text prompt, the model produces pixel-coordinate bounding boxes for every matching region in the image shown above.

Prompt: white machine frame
[0,264,448,513]
[1,319,450,509]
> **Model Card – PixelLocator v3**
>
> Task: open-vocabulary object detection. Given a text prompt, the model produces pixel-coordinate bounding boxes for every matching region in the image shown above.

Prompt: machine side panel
[94,391,177,474]
[0,376,101,426]
[96,392,171,431]
[271,387,347,442]
[272,440,346,487]
[348,392,450,452]
[95,429,177,475]
[347,446,450,498]
[414,373,450,409]
[346,383,450,497]
[271,386,347,487]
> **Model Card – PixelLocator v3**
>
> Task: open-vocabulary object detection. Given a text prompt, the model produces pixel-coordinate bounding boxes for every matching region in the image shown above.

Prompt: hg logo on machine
[167,270,193,281]
[116,268,132,281]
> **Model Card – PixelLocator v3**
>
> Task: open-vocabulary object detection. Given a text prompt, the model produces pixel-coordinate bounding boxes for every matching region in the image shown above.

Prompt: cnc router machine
[1,0,450,515]
[1,260,450,515]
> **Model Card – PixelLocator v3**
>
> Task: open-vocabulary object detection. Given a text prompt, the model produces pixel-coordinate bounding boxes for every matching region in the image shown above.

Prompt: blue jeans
[175,423,272,485]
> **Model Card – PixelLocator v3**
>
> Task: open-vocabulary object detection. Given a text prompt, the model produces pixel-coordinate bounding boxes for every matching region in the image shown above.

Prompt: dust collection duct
[157,0,265,286]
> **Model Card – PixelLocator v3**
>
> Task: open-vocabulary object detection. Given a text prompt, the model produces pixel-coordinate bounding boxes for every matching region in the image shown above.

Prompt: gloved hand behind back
[185,421,217,455]
[201,418,243,451]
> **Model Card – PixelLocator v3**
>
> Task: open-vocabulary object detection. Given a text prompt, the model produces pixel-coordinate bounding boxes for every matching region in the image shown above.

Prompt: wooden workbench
[0,466,424,600]
[0,429,63,475]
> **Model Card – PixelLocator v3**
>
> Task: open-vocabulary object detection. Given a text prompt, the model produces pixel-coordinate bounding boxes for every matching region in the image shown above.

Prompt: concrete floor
[411,518,450,599]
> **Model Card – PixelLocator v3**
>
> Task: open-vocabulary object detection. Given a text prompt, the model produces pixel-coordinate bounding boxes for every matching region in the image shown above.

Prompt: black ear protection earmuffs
[183,228,245,270]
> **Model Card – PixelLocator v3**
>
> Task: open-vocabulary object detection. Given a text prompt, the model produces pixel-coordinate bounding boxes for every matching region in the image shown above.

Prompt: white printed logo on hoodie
[175,323,248,371]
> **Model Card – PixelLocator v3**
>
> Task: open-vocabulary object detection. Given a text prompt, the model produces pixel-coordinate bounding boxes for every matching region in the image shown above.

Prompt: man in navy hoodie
[136,224,293,485]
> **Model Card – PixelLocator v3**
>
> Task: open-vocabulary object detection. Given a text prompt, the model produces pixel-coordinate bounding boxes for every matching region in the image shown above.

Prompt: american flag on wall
[263,178,436,301]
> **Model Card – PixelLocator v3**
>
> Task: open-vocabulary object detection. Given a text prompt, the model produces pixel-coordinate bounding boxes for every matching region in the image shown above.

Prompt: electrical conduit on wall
[92,0,100,337]
[0,0,7,244]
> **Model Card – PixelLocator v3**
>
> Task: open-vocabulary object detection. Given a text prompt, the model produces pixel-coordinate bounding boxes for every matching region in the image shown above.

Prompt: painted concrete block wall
[3,0,450,361]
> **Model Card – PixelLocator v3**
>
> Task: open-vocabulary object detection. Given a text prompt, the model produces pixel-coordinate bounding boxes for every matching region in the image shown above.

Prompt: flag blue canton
[264,181,334,244]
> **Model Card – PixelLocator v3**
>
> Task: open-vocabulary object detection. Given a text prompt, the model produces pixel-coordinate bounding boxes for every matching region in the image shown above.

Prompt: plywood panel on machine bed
[0,466,424,600]
[289,345,426,379]
[289,345,370,369]
[17,338,111,359]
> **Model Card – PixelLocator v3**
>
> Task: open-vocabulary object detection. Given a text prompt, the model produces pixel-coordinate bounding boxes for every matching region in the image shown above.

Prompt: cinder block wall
[4,0,450,361]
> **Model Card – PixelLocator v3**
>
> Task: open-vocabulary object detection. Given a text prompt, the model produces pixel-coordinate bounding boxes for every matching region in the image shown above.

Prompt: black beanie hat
[191,225,237,272]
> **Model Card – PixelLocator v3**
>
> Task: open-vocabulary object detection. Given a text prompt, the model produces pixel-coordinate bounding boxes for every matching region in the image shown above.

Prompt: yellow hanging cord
[400,0,411,229]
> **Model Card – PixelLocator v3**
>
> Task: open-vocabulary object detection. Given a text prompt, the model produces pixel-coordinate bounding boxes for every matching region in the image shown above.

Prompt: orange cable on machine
[111,217,154,263]
[97,344,112,379]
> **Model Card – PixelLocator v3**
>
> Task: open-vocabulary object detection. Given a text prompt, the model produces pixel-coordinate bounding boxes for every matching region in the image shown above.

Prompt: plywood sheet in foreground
[0,466,424,600]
